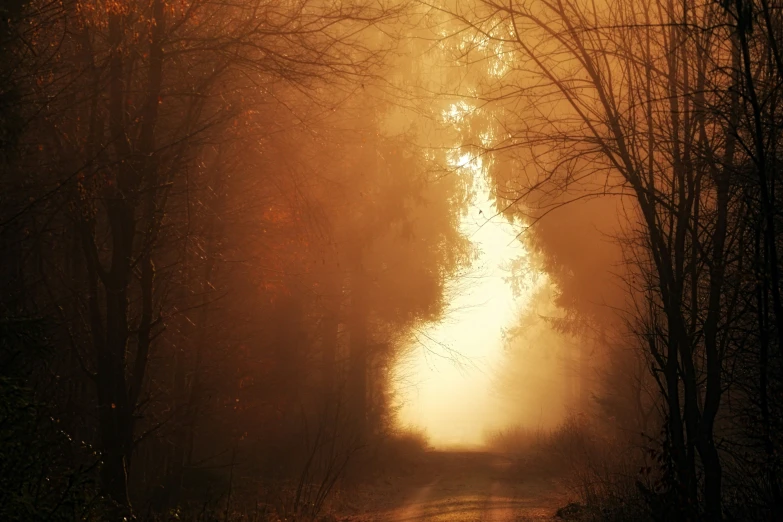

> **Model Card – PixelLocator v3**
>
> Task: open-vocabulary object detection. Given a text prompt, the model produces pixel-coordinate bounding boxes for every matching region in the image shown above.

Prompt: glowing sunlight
[394,156,532,448]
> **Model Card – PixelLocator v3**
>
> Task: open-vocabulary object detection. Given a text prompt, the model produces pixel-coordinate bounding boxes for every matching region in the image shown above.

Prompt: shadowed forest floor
[332,451,570,521]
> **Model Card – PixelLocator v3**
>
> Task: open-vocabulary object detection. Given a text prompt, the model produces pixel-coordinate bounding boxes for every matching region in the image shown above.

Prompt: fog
[392,179,629,447]
[3,0,783,520]
[394,173,527,447]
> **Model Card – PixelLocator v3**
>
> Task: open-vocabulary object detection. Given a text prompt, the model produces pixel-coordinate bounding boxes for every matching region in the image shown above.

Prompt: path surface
[358,451,569,522]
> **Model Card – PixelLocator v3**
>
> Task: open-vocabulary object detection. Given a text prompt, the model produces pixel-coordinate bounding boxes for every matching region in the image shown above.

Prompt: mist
[2,0,783,521]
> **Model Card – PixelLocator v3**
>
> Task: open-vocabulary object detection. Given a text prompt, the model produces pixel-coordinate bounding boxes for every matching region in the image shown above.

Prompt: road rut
[378,452,567,522]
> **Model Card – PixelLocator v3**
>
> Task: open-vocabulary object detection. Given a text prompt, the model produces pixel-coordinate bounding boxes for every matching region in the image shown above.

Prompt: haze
[2,0,783,521]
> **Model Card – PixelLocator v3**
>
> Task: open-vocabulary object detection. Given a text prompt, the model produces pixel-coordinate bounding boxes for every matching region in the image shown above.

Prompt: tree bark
[320,262,341,399]
[349,256,368,441]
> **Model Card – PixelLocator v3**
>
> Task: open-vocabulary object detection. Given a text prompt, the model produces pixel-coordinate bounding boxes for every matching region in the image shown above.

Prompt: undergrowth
[485,415,653,521]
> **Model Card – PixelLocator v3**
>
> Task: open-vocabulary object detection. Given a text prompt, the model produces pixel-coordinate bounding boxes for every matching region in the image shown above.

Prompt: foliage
[0,318,107,520]
[0,0,472,518]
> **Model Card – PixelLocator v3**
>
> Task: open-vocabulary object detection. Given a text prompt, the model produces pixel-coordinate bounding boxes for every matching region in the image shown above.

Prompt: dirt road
[359,451,569,521]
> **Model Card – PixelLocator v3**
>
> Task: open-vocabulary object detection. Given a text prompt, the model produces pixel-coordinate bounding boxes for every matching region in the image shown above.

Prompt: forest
[2,0,783,520]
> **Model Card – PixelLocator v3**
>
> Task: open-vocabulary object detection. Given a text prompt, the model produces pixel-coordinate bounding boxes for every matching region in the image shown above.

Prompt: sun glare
[393,109,537,447]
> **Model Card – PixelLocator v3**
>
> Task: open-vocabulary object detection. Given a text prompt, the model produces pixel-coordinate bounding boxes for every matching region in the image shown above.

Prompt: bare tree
[440,0,750,517]
[3,0,403,512]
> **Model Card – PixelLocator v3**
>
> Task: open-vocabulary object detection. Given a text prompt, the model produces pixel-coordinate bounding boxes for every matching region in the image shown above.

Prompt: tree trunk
[664,339,691,519]
[349,258,367,441]
[698,435,723,521]
[321,263,341,400]
[756,221,782,515]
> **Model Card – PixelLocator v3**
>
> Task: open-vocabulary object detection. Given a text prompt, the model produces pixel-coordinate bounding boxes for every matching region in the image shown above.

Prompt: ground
[332,451,572,521]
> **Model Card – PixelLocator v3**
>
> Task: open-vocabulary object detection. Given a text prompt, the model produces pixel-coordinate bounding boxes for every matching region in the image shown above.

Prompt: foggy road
[371,452,567,522]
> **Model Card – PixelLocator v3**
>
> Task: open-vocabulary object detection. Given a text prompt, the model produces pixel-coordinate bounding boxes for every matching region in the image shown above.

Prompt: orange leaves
[169,0,193,18]
[261,205,291,225]
[260,279,290,303]
[75,0,97,17]
[104,0,131,16]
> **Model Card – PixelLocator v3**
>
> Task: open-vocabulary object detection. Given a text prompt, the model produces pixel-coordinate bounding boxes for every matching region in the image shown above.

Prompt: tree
[444,0,747,517]
[1,0,405,512]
